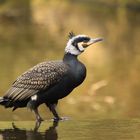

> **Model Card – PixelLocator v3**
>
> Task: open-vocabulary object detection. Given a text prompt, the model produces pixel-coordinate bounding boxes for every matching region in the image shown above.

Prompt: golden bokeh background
[0,0,140,120]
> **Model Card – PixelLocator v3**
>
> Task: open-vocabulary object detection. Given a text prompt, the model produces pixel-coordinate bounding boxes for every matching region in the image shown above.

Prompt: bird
[0,32,103,122]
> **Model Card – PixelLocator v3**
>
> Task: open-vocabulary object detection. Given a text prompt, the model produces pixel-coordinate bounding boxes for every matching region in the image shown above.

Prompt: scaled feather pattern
[4,61,68,102]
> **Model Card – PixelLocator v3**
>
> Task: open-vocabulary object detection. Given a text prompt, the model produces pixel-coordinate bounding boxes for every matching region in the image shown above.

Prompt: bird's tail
[0,97,8,106]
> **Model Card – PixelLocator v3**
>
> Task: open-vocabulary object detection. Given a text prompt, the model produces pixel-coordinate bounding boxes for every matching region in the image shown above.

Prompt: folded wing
[4,61,68,102]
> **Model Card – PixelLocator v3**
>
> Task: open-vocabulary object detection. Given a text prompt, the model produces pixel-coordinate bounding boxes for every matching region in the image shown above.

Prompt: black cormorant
[0,32,103,121]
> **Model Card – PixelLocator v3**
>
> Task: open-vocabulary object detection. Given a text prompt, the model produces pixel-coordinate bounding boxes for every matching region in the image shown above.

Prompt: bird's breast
[68,62,87,87]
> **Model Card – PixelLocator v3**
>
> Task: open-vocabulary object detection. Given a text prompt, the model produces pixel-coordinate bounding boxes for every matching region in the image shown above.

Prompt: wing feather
[4,60,68,102]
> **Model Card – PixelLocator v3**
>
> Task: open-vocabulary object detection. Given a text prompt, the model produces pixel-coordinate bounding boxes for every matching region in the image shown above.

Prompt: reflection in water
[0,121,58,140]
[0,119,140,140]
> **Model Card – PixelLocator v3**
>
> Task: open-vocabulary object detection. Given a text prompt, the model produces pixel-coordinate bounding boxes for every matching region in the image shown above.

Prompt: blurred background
[0,0,140,121]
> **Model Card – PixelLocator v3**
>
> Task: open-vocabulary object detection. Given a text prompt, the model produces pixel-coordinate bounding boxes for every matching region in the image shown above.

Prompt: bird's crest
[68,32,75,39]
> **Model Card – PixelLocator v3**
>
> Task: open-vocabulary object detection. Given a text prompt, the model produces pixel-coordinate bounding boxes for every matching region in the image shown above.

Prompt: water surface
[0,119,140,140]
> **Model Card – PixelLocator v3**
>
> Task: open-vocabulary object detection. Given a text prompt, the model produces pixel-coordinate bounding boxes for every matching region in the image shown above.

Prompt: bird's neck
[63,53,78,63]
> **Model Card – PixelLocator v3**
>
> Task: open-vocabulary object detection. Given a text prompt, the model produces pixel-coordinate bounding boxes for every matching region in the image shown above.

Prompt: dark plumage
[0,32,103,121]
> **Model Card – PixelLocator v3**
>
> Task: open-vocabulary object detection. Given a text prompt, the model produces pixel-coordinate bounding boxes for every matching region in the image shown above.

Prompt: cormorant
[0,32,103,122]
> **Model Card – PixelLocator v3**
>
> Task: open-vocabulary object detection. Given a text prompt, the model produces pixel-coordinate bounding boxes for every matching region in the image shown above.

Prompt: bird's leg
[33,108,44,122]
[34,121,42,131]
[48,104,61,121]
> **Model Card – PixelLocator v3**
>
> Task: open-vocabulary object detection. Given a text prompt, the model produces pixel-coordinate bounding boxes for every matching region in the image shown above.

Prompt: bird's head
[65,32,103,55]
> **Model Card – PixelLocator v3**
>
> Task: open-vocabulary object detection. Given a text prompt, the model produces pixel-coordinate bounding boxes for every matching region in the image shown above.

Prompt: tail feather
[0,97,9,106]
[0,97,4,103]
[0,97,26,110]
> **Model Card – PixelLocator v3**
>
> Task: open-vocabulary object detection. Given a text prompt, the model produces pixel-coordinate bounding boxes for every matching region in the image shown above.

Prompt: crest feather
[68,32,75,39]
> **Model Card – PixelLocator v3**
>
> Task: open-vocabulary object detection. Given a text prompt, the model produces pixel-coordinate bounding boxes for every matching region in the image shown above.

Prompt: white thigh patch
[31,95,38,101]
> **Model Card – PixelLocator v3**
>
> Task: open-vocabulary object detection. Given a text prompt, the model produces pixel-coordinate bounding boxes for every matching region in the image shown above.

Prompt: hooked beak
[83,38,103,48]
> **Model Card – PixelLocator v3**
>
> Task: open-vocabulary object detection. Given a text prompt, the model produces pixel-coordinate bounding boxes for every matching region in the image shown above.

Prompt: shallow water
[0,119,140,140]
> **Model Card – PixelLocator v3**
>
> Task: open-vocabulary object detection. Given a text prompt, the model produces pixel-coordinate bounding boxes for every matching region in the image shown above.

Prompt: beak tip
[97,38,104,42]
[91,37,104,44]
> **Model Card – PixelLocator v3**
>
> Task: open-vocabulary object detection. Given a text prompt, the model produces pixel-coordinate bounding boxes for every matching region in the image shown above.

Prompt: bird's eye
[83,37,90,43]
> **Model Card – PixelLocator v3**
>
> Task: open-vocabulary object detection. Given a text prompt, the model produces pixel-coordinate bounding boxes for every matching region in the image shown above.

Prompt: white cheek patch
[65,44,81,55]
[31,95,38,101]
